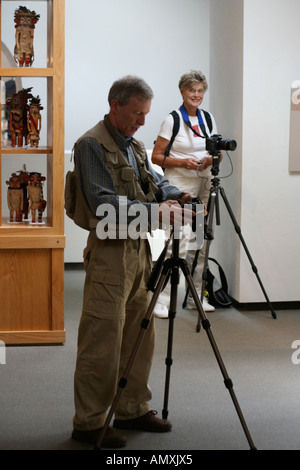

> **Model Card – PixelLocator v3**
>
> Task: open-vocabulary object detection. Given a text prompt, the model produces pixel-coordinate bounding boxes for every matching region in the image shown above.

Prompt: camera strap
[179,104,208,138]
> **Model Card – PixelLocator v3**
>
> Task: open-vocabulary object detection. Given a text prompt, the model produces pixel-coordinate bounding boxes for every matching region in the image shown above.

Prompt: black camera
[206,134,237,153]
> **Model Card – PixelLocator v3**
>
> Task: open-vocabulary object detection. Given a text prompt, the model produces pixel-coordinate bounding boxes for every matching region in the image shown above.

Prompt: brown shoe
[113,410,172,433]
[72,426,127,448]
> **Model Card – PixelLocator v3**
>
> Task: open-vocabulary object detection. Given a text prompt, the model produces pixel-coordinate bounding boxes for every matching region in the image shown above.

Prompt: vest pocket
[121,167,134,181]
[118,167,137,199]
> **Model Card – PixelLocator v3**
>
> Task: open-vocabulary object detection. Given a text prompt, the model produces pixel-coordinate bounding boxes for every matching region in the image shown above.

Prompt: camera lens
[220,139,237,151]
[205,134,237,153]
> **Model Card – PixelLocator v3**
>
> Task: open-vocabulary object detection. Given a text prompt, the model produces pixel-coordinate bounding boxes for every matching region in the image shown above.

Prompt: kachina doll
[14,6,40,67]
[27,172,46,223]
[6,87,33,147]
[28,96,43,148]
[6,173,24,223]
[17,165,30,220]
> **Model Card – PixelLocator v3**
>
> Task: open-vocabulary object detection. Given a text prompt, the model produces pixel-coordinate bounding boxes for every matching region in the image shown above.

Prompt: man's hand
[178,193,196,206]
[178,193,207,216]
[158,200,195,228]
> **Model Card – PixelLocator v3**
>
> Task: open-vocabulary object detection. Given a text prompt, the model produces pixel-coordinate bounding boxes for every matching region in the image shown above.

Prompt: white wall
[209,0,244,301]
[241,0,300,302]
[210,0,300,303]
[65,0,210,151]
[64,0,300,304]
[64,0,210,262]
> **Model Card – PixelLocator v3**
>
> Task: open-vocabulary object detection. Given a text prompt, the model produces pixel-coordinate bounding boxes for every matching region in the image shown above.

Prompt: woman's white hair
[178,70,208,92]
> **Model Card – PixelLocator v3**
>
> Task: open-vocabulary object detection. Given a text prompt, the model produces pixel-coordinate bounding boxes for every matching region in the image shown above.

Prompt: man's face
[110,96,151,137]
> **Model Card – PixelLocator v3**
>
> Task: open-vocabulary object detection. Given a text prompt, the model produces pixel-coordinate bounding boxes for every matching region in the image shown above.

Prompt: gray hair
[178,70,208,93]
[108,75,154,106]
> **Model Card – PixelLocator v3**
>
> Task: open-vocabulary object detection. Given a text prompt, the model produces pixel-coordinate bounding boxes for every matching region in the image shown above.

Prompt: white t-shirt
[158,108,217,178]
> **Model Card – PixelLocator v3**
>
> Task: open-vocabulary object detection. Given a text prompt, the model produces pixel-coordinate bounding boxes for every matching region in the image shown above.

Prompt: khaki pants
[73,231,155,431]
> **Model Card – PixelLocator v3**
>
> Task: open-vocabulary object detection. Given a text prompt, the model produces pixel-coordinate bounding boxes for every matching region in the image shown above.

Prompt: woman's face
[181,82,205,113]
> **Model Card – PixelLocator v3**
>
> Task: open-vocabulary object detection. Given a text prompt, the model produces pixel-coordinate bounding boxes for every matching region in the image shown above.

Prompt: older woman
[152,70,220,317]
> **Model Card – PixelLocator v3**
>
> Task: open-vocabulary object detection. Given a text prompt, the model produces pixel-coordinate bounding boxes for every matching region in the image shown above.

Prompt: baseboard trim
[63,264,300,312]
[231,299,300,310]
[64,262,84,270]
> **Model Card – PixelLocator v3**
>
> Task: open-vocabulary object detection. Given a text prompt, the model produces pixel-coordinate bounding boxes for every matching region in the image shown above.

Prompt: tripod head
[210,152,222,177]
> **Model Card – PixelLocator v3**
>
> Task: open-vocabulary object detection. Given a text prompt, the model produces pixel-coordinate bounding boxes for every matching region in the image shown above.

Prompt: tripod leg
[162,252,180,420]
[94,265,171,450]
[219,187,276,319]
[180,259,257,450]
[182,249,200,309]
[183,185,216,308]
[195,191,217,332]
[183,188,217,331]
[200,190,217,298]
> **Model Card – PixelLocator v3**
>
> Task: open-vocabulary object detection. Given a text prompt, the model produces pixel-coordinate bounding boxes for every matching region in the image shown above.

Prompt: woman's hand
[183,158,202,170]
[196,156,213,171]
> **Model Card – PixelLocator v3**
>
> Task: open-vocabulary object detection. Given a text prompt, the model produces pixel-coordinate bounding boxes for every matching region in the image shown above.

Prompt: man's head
[108,75,154,137]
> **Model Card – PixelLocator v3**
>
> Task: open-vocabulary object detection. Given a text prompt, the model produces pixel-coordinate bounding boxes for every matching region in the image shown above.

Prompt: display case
[0,0,65,344]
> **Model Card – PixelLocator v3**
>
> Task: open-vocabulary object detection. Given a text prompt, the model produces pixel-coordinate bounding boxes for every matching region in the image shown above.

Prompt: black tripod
[94,228,257,450]
[183,152,276,331]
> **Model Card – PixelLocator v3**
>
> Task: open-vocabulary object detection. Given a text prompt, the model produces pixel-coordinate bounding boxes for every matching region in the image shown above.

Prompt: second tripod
[183,151,276,329]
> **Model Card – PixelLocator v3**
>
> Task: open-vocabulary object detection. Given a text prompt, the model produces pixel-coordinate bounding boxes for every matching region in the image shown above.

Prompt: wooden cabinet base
[0,330,65,345]
[0,248,65,345]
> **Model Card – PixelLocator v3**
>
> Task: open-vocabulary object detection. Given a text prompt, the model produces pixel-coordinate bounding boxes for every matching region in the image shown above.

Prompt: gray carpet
[0,265,299,451]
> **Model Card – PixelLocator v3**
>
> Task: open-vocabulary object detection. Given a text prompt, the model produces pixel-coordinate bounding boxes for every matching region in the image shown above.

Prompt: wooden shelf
[0,234,65,249]
[0,0,65,344]
[0,146,53,154]
[0,67,54,77]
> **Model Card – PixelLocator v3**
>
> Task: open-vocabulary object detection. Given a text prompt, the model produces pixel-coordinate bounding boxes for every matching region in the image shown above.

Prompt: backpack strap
[161,108,213,170]
[161,110,179,169]
[203,110,212,134]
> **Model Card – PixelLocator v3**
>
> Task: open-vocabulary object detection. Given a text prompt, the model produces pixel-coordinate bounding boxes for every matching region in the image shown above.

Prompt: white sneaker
[202,297,215,312]
[185,296,215,312]
[153,303,169,318]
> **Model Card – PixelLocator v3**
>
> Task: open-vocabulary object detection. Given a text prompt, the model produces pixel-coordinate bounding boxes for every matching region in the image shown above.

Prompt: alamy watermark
[0,340,6,365]
[95,196,205,249]
[291,80,300,107]
[291,340,300,365]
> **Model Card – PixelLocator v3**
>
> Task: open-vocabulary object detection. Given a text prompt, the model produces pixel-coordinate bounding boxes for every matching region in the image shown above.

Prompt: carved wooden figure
[27,172,46,223]
[8,108,23,147]
[6,173,24,223]
[28,96,43,148]
[6,87,33,147]
[14,6,40,67]
[17,166,30,220]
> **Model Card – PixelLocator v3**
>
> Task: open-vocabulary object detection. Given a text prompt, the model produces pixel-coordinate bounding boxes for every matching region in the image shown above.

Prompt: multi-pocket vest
[65,119,160,231]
